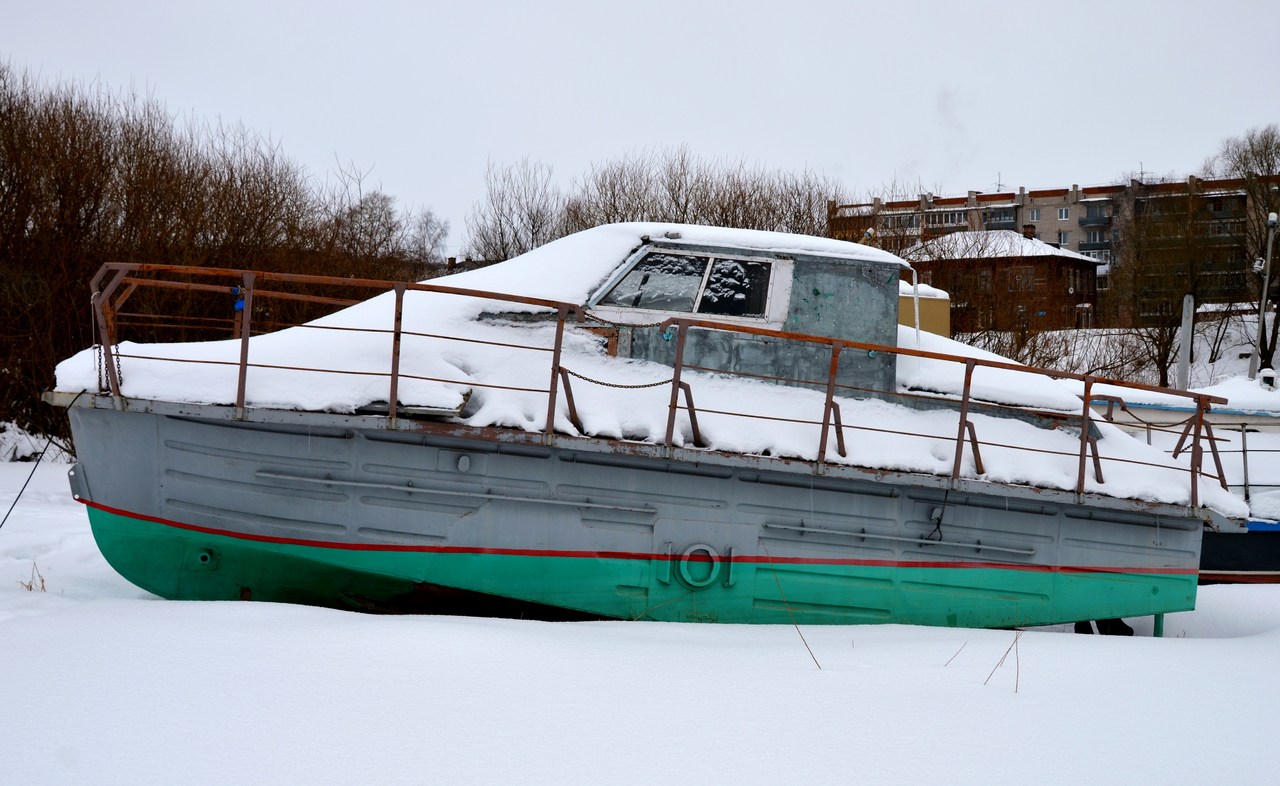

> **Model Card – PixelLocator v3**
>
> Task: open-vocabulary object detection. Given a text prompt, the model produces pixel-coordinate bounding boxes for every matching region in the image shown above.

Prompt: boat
[1087,392,1280,583]
[45,223,1246,627]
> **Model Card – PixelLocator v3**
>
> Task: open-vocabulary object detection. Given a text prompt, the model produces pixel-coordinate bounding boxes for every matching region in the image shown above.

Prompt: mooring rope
[0,390,87,533]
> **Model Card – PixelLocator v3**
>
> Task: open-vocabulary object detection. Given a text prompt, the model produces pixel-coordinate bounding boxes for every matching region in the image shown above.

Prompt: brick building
[900,230,1099,333]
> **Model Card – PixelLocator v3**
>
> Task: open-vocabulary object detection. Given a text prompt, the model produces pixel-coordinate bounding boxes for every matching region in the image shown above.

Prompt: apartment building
[830,175,1266,324]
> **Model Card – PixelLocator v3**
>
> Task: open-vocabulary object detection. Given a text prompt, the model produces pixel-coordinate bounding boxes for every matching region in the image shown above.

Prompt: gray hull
[65,395,1204,627]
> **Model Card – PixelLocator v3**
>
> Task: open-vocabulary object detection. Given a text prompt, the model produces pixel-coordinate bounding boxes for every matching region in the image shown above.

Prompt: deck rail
[86,262,1229,510]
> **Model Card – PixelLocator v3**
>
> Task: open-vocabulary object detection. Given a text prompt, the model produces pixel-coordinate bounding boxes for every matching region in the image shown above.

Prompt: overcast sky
[5,0,1278,254]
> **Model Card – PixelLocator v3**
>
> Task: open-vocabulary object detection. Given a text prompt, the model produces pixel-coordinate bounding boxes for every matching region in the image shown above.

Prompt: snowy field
[2,460,1277,784]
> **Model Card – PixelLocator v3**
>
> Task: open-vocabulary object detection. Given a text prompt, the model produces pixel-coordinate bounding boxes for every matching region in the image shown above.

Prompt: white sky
[4,0,1279,254]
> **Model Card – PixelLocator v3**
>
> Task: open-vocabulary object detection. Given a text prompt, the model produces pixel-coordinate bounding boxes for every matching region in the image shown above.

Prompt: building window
[1058,231,1070,245]
[927,210,967,227]
[1010,266,1035,292]
[1057,207,1070,220]
[1085,230,1106,244]
[1029,208,1041,221]
[884,213,919,230]
[1085,204,1109,219]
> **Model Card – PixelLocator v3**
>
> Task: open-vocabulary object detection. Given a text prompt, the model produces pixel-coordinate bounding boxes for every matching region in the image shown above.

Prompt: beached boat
[1087,393,1280,583]
[47,224,1246,627]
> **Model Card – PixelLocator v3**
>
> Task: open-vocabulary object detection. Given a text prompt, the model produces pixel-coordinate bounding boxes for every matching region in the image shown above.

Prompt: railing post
[1077,377,1094,495]
[817,342,843,464]
[664,321,690,448]
[235,272,256,419]
[387,284,406,427]
[542,305,571,441]
[951,360,976,480]
[557,369,583,433]
[1241,425,1251,503]
[92,266,132,398]
[678,382,703,447]
[1189,396,1207,509]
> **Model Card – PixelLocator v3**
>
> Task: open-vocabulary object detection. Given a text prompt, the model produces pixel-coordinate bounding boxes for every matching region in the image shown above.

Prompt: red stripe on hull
[81,499,1196,575]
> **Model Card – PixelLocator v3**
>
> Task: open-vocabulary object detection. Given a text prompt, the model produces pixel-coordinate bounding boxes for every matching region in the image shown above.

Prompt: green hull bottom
[87,506,1197,627]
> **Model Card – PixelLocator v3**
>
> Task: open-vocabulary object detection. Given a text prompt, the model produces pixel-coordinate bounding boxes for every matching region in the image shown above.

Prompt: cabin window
[699,259,771,316]
[600,253,709,312]
[599,251,774,318]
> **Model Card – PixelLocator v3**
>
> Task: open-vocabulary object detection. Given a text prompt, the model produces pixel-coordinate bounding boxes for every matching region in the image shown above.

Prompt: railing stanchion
[557,369,583,433]
[1241,425,1251,503]
[678,382,703,447]
[950,360,977,480]
[387,284,406,427]
[1076,377,1095,495]
[663,320,689,449]
[235,272,256,419]
[1189,397,1208,509]
[831,402,847,458]
[542,305,572,442]
[818,343,843,464]
[1200,421,1229,491]
[93,266,132,398]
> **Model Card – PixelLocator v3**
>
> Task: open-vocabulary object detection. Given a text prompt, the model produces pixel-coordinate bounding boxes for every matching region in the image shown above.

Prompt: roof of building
[899,230,1101,264]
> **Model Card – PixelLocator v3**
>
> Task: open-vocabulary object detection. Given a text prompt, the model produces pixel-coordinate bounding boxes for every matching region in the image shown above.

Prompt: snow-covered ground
[2,459,1277,784]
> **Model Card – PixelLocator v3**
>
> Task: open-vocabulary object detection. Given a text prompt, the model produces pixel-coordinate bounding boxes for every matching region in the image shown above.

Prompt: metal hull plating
[67,400,1203,627]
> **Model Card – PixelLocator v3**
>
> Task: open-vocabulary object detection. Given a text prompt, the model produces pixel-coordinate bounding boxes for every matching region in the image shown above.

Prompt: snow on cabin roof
[900,230,1100,264]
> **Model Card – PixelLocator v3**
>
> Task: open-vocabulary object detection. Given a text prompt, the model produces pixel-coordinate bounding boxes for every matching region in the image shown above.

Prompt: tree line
[463,149,847,261]
[9,59,1277,439]
[0,64,448,439]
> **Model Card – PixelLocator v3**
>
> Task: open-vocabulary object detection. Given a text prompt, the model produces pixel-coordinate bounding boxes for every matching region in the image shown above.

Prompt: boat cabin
[583,233,903,394]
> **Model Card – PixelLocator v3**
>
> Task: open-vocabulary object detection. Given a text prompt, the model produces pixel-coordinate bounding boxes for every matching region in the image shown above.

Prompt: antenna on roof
[994,171,1003,191]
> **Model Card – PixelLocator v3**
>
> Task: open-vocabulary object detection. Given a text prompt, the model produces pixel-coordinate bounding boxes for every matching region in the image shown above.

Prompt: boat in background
[46,224,1243,628]
[1089,395,1280,583]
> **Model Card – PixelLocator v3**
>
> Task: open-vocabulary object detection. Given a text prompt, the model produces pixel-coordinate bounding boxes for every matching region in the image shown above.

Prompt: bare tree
[1105,180,1240,387]
[0,63,451,440]
[464,158,564,261]
[1206,125,1280,367]
[470,148,849,259]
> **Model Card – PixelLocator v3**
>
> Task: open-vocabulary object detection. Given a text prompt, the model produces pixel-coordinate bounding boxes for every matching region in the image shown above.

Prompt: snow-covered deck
[55,225,1246,519]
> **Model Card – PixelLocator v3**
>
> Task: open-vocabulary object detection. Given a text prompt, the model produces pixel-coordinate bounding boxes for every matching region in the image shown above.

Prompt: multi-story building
[829,175,1269,326]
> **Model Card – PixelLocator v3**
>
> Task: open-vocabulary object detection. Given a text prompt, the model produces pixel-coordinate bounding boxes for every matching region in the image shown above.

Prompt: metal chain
[581,310,669,329]
[1101,402,1194,430]
[92,306,105,392]
[91,297,123,392]
[561,367,673,390]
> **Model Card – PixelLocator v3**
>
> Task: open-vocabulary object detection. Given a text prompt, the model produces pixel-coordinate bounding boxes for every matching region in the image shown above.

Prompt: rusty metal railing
[87,263,1230,510]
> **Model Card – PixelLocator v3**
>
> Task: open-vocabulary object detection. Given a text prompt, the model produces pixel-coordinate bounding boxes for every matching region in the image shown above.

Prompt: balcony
[984,219,1017,230]
[1079,215,1112,227]
[1079,241,1112,252]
